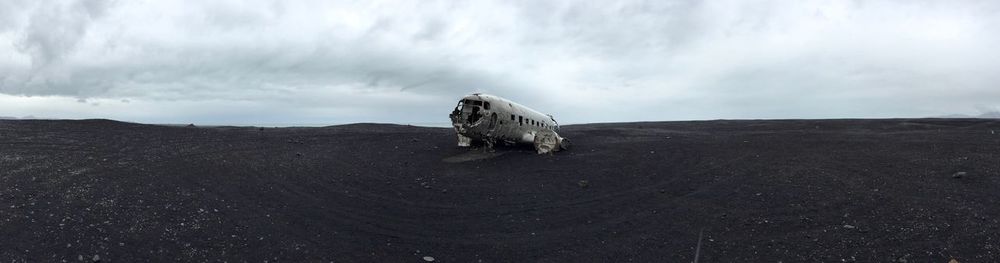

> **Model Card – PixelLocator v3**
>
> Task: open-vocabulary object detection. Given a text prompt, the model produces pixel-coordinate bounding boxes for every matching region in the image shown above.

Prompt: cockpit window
[461,99,488,111]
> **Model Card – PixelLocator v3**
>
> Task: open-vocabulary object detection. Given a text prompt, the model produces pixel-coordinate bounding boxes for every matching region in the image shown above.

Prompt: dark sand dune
[2,119,1000,262]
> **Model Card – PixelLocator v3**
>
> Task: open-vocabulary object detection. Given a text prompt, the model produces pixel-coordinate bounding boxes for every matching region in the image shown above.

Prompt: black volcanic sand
[2,119,1000,262]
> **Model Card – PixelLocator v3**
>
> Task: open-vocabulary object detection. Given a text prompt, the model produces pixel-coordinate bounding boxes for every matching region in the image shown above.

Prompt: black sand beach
[2,119,999,262]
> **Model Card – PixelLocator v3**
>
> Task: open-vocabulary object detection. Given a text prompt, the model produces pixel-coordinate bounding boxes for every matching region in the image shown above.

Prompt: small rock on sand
[422,256,435,262]
[953,171,966,178]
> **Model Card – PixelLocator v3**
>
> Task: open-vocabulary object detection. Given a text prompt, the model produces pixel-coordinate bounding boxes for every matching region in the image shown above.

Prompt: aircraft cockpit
[452,99,491,123]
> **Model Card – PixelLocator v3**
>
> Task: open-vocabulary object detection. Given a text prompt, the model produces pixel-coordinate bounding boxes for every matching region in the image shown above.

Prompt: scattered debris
[534,129,566,154]
[422,256,435,262]
[952,171,966,179]
[577,180,589,188]
[92,254,101,262]
[843,224,856,229]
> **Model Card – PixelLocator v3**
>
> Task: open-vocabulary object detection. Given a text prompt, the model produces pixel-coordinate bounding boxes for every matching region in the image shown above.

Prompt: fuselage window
[518,116,523,126]
[510,114,515,121]
[484,102,490,110]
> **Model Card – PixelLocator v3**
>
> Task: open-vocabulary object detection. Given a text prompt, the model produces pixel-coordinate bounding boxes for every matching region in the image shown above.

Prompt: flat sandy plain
[2,119,999,262]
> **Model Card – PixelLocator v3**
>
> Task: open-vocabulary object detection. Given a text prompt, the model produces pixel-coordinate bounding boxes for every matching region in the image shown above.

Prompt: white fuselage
[449,93,559,146]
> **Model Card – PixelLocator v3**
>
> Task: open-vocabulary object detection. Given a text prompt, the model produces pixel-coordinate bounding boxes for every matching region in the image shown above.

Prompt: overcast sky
[1,0,998,125]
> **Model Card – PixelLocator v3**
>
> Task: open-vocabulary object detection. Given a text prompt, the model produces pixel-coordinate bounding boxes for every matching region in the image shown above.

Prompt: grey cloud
[3,1,528,102]
[1,0,999,125]
[512,0,702,57]
[6,39,517,111]
[15,0,113,68]
[0,1,31,32]
[412,19,447,42]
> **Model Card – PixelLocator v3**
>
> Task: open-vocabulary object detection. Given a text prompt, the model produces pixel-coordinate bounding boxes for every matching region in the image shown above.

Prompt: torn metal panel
[533,129,559,154]
[455,133,472,147]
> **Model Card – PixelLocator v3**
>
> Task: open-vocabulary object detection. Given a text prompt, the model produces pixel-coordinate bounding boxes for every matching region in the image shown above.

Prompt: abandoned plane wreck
[449,93,569,154]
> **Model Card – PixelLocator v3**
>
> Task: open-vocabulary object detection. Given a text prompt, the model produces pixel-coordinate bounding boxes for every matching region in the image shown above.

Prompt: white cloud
[1,0,999,124]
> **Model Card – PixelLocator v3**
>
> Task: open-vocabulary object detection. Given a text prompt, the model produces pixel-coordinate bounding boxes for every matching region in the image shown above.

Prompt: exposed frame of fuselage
[449,93,560,147]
